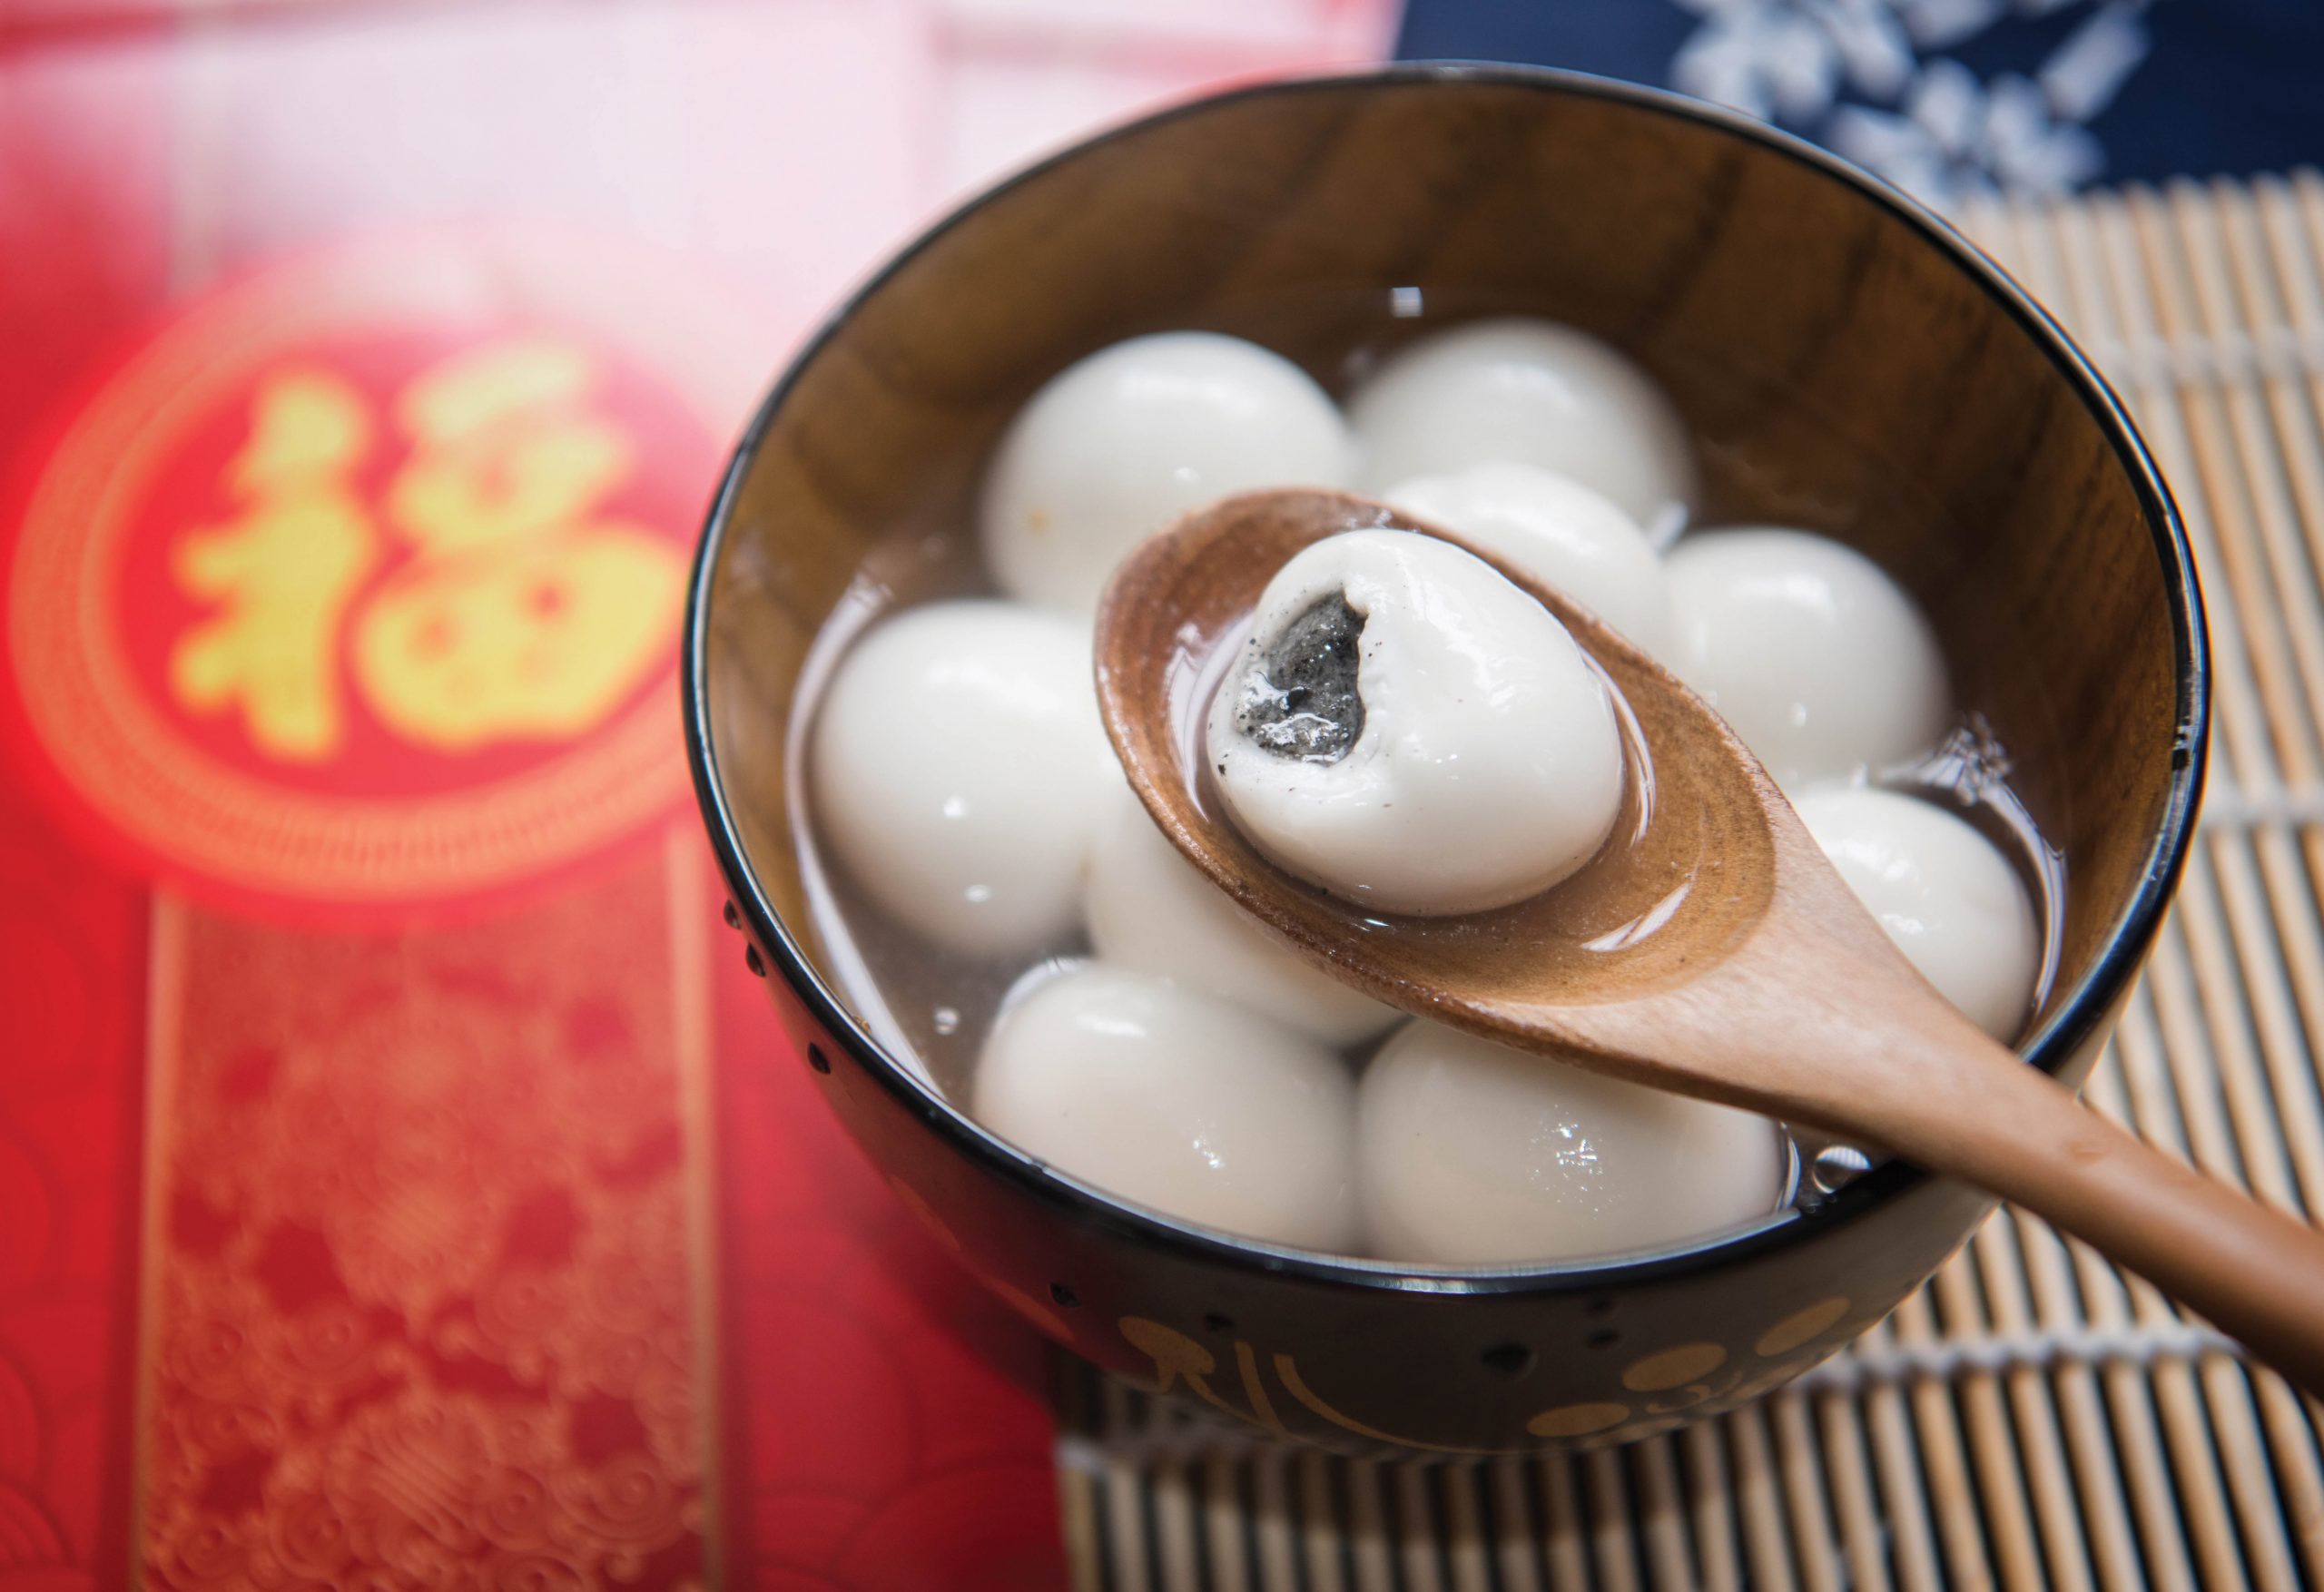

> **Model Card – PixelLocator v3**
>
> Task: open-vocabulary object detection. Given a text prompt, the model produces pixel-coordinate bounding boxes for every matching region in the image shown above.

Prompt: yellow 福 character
[169,369,379,762]
[352,338,684,751]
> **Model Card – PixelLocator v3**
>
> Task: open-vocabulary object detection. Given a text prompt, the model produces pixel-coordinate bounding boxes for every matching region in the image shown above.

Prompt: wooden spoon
[1095,486,2324,1397]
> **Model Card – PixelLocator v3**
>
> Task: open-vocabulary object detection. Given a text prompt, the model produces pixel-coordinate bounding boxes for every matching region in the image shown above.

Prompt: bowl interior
[693,71,2197,1244]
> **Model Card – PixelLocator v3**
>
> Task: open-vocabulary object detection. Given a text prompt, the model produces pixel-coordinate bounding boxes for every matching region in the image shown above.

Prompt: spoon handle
[1860,1021,2324,1399]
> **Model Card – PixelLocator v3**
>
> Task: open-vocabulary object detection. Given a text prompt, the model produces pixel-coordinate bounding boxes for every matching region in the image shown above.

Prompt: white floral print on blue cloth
[1399,0,2324,212]
[1672,1,2142,207]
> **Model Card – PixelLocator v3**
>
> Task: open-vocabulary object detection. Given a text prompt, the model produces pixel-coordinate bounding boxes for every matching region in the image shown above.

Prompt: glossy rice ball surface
[1796,785,2042,1042]
[1349,317,1695,535]
[980,331,1356,613]
[974,963,1361,1250]
[1359,1019,1787,1263]
[1384,461,1676,656]
[1083,788,1401,1046]
[1206,529,1623,917]
[812,600,1114,957]
[1666,527,1950,791]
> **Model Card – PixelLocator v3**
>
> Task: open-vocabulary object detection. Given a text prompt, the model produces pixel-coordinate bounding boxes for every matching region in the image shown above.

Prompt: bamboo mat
[1053,173,2324,1592]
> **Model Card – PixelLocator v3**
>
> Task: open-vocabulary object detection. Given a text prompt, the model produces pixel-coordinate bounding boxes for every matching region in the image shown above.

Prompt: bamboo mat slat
[1055,175,2324,1591]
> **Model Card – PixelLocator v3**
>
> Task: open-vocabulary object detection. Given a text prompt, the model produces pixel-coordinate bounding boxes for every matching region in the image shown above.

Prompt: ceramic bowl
[684,65,2206,1453]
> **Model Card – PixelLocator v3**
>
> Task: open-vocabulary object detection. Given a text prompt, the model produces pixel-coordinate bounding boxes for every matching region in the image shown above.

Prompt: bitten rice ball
[1207,529,1622,917]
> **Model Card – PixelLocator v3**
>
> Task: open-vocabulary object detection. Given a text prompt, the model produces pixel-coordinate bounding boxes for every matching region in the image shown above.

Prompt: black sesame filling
[1236,594,1365,763]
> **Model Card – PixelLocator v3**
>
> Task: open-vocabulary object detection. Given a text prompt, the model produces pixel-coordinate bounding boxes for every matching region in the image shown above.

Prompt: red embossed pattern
[138,847,712,1592]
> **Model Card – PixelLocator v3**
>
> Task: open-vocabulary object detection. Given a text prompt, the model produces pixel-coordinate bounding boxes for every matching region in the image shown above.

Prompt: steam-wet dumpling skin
[1796,786,2041,1042]
[1348,317,1696,535]
[1084,789,1401,1046]
[812,601,1113,958]
[1666,528,1949,791]
[980,331,1357,612]
[1382,462,1677,657]
[1359,1020,1786,1263]
[973,964,1360,1250]
[1206,529,1623,917]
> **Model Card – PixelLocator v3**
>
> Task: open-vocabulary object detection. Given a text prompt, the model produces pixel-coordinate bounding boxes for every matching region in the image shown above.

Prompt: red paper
[0,3,1391,1586]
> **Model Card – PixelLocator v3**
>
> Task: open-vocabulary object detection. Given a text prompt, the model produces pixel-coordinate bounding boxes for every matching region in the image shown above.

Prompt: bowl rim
[683,61,2210,1297]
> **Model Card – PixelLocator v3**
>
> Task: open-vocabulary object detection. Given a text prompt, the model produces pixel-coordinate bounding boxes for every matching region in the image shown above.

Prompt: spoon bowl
[1096,486,2324,1395]
[1102,487,1785,1030]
